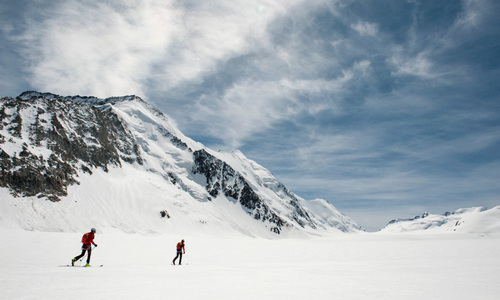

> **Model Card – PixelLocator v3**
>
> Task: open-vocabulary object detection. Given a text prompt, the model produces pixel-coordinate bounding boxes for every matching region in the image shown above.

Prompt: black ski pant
[173,250,183,264]
[74,244,92,264]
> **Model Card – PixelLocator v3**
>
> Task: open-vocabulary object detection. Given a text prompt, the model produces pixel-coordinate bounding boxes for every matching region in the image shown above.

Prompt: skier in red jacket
[71,228,98,267]
[172,239,185,265]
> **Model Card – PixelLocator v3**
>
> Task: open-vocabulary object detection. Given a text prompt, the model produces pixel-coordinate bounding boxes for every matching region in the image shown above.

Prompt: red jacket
[176,242,185,252]
[82,232,96,246]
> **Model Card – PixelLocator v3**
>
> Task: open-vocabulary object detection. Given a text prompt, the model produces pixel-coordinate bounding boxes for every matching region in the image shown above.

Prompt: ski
[60,264,103,267]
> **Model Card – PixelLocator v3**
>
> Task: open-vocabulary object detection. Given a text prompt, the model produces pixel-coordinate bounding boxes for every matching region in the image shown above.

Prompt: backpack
[82,233,93,244]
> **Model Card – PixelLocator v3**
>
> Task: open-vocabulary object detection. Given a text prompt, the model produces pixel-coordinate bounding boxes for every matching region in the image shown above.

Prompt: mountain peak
[0,92,362,236]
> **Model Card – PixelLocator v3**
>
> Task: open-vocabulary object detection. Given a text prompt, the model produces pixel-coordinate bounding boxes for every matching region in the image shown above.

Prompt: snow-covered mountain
[0,91,361,236]
[381,206,500,234]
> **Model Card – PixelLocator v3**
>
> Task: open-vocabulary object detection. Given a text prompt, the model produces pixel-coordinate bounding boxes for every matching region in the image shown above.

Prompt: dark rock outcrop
[0,93,143,199]
[192,149,287,233]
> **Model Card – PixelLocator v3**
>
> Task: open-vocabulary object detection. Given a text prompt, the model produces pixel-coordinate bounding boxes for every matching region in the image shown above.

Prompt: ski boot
[71,258,76,266]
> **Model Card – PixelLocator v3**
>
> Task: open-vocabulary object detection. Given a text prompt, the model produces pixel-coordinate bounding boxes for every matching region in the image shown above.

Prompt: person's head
[181,239,185,243]
[91,228,96,233]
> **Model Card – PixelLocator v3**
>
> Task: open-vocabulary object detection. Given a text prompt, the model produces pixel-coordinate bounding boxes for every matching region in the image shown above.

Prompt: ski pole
[76,245,96,265]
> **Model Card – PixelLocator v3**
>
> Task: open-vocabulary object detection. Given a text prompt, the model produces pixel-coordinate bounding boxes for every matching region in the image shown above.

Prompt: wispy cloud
[388,51,435,78]
[183,57,372,148]
[455,0,489,28]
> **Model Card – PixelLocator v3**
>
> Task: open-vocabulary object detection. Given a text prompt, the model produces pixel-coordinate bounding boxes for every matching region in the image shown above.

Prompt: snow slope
[2,229,500,300]
[381,206,500,234]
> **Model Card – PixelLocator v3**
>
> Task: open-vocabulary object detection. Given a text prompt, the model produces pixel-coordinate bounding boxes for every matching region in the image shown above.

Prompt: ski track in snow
[2,229,500,300]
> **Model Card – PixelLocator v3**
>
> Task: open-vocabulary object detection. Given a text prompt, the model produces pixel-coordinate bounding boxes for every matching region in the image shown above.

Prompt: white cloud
[16,0,184,97]
[16,0,308,98]
[388,51,435,78]
[351,21,378,36]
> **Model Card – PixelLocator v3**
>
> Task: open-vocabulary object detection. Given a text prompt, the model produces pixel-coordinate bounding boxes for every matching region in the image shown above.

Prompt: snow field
[2,229,500,300]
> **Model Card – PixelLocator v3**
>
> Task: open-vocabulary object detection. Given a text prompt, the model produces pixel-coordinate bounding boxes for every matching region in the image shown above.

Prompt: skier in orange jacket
[72,228,98,267]
[172,239,185,265]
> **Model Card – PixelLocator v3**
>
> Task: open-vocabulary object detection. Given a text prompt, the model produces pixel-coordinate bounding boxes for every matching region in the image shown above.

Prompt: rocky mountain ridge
[0,92,142,200]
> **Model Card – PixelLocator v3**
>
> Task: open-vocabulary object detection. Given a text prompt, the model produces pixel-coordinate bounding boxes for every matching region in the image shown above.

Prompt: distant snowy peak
[302,199,363,232]
[381,206,500,234]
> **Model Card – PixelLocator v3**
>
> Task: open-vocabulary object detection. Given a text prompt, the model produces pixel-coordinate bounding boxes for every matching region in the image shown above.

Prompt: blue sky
[1,0,499,231]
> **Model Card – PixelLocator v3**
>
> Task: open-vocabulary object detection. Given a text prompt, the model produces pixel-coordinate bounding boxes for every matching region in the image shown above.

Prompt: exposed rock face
[193,149,286,233]
[0,92,142,200]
